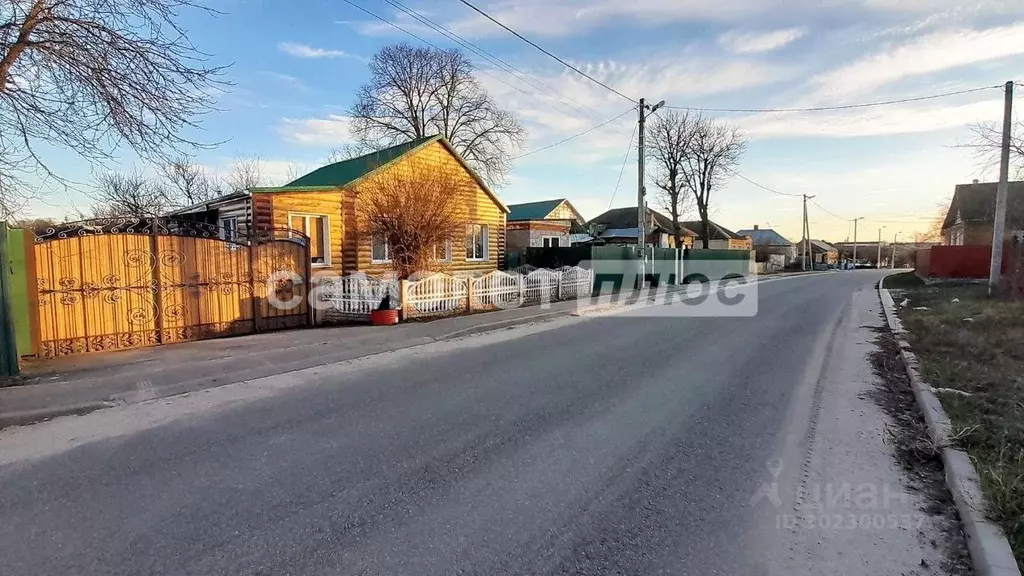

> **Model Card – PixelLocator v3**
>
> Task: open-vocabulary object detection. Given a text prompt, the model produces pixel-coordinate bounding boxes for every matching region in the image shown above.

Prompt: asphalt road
[0,271,888,576]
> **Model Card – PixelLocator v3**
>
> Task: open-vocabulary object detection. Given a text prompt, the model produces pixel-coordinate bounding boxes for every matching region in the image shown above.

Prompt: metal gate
[31,218,310,358]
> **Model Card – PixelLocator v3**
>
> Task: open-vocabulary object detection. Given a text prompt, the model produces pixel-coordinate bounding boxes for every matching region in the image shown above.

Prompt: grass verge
[896,282,1024,566]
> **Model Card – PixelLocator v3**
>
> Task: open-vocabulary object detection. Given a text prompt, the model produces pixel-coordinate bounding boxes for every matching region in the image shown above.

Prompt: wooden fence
[313,266,594,322]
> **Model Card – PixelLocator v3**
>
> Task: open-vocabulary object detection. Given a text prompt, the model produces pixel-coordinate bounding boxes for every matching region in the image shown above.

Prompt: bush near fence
[314,266,594,323]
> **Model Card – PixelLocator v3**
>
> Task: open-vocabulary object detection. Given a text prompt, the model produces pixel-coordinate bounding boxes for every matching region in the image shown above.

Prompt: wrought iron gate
[31,218,310,358]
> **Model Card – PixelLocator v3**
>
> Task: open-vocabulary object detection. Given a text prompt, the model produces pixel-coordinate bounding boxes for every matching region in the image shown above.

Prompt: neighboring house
[736,225,796,263]
[941,180,1024,246]
[505,198,586,252]
[797,239,839,265]
[587,207,696,248]
[682,220,752,250]
[170,135,509,276]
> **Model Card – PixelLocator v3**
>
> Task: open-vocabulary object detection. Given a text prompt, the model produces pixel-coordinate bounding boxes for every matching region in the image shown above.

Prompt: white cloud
[718,27,807,54]
[738,99,1003,139]
[813,23,1024,96]
[279,115,354,146]
[278,42,352,59]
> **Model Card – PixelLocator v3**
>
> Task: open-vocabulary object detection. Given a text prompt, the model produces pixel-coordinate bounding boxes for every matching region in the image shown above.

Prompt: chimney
[753,224,759,230]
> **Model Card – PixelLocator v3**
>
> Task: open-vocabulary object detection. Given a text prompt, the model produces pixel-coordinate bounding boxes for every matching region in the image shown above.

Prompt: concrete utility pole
[851,217,864,267]
[988,80,1014,295]
[637,98,664,285]
[876,226,885,268]
[891,231,901,269]
[802,195,814,270]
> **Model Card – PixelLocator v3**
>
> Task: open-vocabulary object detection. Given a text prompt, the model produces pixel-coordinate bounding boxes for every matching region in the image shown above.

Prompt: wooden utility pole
[637,98,664,286]
[851,217,864,266]
[988,80,1014,295]
[802,195,811,270]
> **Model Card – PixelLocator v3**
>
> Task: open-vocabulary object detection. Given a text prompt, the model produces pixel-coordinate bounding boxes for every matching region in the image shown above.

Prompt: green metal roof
[283,135,440,188]
[507,199,566,221]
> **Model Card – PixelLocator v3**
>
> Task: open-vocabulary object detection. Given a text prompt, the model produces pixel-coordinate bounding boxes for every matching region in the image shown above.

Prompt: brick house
[942,180,1024,246]
[505,198,586,251]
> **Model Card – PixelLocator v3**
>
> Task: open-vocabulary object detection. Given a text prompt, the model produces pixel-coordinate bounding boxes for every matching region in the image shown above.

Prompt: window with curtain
[289,214,328,266]
[371,235,390,263]
[466,224,488,260]
[434,237,452,262]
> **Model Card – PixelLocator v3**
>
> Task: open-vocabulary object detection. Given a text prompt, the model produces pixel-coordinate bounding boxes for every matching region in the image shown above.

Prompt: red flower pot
[370,309,400,326]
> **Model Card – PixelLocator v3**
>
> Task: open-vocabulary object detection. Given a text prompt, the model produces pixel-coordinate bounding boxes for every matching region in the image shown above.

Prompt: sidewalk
[0,299,591,427]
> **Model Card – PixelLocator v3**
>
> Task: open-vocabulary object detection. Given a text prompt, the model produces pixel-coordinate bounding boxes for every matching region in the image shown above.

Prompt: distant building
[736,225,796,263]
[682,220,752,250]
[505,198,586,251]
[586,207,696,248]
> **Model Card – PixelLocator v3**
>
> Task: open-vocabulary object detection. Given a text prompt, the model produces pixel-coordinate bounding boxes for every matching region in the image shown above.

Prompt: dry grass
[897,282,1024,565]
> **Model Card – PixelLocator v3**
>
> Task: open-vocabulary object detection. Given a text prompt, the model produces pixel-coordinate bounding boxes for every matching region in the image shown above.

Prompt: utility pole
[891,231,901,269]
[802,195,814,270]
[851,217,864,268]
[989,80,1014,295]
[637,98,664,286]
[876,226,885,268]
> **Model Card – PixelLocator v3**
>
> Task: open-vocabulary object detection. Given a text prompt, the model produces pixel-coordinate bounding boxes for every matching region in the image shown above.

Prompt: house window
[371,235,390,263]
[434,237,452,262]
[542,236,560,248]
[219,216,238,242]
[289,213,329,266]
[466,224,488,261]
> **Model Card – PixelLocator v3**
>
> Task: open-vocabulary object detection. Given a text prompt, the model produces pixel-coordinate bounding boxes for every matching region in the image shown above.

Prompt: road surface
[1,271,935,575]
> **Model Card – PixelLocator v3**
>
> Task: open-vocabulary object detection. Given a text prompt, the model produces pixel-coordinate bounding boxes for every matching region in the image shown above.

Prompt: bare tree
[357,158,468,279]
[647,110,697,248]
[87,172,169,217]
[0,0,225,218]
[960,120,1024,179]
[161,157,219,207]
[225,155,267,192]
[679,115,746,249]
[350,43,525,186]
[326,143,367,164]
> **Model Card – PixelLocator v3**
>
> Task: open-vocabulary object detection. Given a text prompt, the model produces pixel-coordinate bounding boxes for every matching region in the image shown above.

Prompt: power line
[380,0,604,122]
[665,84,1002,114]
[513,107,635,160]
[728,169,802,197]
[809,198,849,221]
[454,0,636,104]
[340,0,544,106]
[609,123,638,209]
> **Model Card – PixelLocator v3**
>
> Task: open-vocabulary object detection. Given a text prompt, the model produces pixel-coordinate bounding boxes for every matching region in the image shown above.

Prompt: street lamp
[876,226,886,268]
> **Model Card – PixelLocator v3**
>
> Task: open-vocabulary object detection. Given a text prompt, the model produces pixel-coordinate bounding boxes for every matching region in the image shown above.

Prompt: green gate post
[0,223,21,376]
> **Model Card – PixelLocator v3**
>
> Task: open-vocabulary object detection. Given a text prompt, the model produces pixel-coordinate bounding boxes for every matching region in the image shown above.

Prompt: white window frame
[541,236,561,248]
[287,212,331,268]
[434,237,452,262]
[466,224,489,261]
[371,235,391,264]
[218,216,238,242]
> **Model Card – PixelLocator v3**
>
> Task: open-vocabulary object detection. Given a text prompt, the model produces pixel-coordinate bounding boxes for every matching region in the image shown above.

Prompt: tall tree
[680,115,746,249]
[225,155,267,192]
[647,110,696,248]
[350,43,525,186]
[0,0,225,218]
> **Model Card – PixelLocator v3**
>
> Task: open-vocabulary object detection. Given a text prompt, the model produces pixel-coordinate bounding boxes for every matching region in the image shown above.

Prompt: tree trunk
[700,210,710,249]
[0,0,46,94]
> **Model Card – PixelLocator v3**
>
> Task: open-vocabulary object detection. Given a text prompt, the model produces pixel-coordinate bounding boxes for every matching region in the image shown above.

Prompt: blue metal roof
[507,199,565,221]
[735,228,793,246]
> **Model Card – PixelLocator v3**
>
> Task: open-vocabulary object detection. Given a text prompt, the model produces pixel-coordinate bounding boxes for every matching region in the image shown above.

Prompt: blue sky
[26,0,1024,243]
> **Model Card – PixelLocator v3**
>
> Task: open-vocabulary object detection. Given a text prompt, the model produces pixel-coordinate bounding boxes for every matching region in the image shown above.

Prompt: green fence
[683,249,753,281]
[0,224,20,376]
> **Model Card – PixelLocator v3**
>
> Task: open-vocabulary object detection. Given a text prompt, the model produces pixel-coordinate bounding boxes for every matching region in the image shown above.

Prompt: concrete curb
[878,277,1021,576]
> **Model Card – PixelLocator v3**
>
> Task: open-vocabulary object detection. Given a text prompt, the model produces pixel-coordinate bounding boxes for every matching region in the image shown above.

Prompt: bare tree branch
[160,156,218,206]
[0,0,227,217]
[957,120,1024,179]
[349,43,524,187]
[225,154,267,192]
[87,171,169,217]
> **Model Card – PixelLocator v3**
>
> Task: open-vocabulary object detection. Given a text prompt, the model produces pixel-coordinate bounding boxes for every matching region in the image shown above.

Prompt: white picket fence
[314,266,594,323]
[405,273,469,317]
[315,274,399,322]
